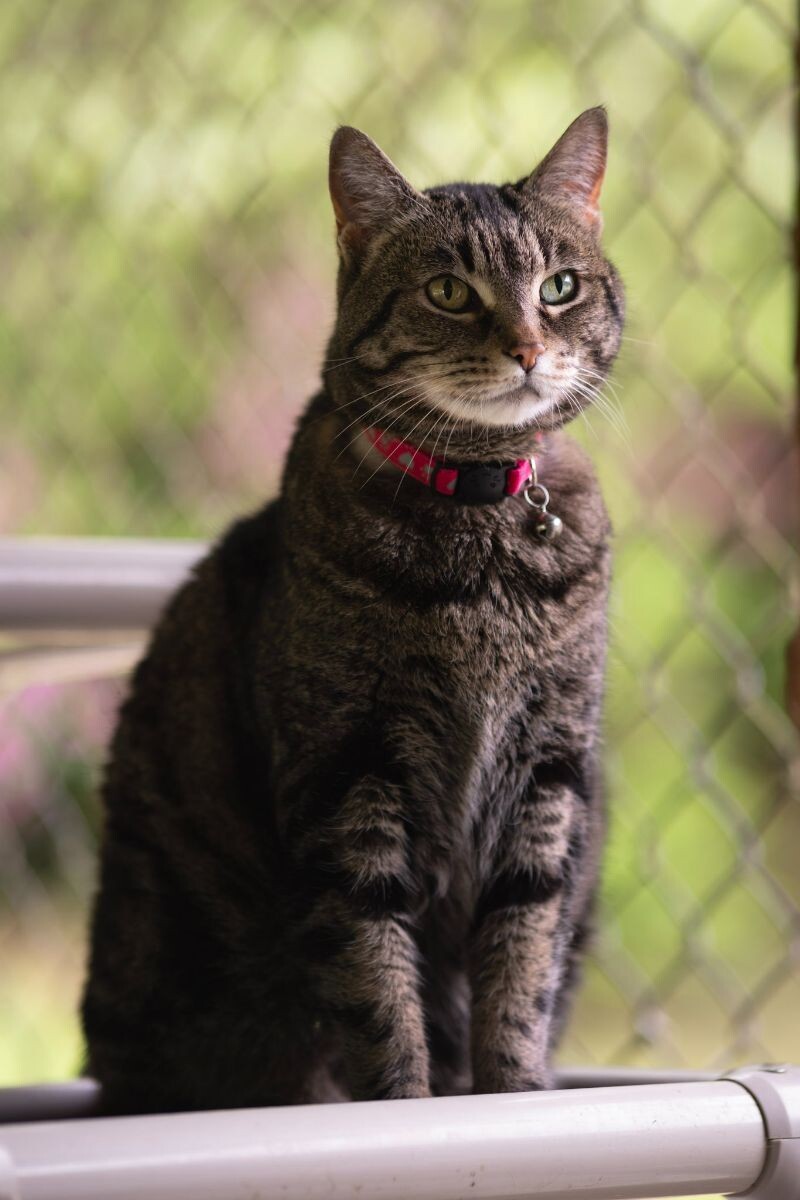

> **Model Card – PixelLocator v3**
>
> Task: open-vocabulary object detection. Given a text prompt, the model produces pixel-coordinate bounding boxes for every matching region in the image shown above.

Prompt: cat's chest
[377,531,608,782]
[375,559,574,781]
[387,547,574,697]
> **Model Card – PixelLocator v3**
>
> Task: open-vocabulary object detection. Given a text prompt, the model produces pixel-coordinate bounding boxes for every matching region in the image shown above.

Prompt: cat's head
[325,108,624,455]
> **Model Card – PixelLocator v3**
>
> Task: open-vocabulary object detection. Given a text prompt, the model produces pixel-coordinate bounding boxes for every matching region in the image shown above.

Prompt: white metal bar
[0,537,205,631]
[0,1081,767,1200]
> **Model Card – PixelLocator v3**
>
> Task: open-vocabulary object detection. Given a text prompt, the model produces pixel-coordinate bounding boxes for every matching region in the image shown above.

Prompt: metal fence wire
[0,0,798,1087]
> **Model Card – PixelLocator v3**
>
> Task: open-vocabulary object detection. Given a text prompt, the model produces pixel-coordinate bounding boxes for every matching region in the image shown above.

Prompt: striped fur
[82,110,623,1112]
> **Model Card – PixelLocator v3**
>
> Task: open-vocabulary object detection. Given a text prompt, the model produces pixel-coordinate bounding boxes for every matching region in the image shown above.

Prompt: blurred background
[0,0,798,1090]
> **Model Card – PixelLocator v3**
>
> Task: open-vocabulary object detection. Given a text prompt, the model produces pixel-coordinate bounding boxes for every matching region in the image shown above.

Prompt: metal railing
[1,1065,799,1200]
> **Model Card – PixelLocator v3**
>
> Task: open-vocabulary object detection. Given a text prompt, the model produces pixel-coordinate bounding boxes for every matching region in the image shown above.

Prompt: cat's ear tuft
[329,127,421,259]
[524,107,608,230]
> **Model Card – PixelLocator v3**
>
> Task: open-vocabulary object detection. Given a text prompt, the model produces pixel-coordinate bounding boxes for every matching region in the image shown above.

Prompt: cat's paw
[473,1056,553,1094]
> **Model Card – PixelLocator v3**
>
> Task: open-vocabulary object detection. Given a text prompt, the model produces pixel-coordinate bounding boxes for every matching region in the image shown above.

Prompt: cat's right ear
[329,127,422,261]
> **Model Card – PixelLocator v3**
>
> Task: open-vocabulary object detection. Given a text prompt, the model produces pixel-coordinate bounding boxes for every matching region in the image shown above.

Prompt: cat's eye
[426,275,473,313]
[540,270,577,305]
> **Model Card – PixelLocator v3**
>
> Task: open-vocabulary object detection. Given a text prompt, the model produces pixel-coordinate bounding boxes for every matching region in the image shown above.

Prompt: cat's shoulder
[213,499,283,583]
[206,499,284,628]
[140,501,283,662]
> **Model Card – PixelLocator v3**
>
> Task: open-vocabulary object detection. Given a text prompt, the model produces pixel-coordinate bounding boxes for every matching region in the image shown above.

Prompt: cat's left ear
[329,127,422,260]
[523,107,608,231]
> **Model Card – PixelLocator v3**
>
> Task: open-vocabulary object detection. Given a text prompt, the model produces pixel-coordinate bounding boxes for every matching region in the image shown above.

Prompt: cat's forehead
[417,182,590,279]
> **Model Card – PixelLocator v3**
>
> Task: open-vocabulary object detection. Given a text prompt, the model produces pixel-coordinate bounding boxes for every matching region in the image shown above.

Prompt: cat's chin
[430,387,557,430]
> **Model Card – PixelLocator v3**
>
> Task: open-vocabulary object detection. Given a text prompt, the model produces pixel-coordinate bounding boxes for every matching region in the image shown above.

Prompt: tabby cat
[82,107,624,1113]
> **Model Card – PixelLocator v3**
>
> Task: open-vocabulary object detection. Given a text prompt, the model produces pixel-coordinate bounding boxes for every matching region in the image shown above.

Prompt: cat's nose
[506,341,545,372]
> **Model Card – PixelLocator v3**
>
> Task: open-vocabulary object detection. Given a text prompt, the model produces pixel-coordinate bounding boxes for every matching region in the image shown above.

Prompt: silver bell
[535,512,563,541]
[523,462,562,541]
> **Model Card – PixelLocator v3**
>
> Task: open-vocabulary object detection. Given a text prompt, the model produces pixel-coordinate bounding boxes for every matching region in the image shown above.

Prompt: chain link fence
[1,0,798,1089]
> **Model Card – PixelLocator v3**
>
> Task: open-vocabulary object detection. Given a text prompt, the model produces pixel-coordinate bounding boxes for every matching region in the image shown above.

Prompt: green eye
[540,270,577,305]
[426,275,473,312]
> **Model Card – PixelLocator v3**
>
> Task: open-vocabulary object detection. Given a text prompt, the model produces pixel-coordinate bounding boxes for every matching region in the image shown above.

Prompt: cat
[82,107,624,1114]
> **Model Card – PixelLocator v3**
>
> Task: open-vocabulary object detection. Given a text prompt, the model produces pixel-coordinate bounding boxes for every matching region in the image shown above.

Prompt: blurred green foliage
[0,0,798,1091]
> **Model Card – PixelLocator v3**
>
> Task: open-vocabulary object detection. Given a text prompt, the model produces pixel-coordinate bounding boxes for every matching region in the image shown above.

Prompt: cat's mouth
[493,375,545,400]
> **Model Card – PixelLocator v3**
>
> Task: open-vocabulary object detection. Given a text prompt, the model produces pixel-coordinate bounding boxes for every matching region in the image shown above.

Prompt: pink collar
[364,426,543,505]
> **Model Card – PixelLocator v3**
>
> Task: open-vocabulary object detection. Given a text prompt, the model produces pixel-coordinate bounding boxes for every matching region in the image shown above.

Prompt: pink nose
[507,342,544,372]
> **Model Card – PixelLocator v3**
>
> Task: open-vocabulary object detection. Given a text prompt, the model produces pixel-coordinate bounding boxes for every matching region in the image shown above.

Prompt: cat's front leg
[469,763,587,1094]
[289,773,431,1101]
